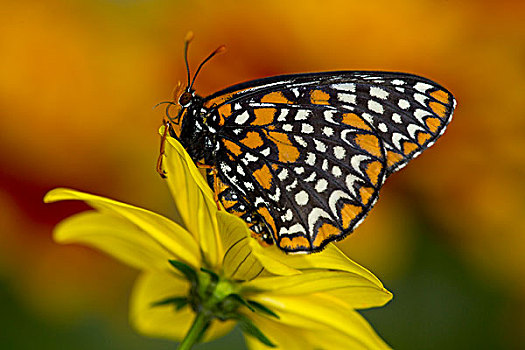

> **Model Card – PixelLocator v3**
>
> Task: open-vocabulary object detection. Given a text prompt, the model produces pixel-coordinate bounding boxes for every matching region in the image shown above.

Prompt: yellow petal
[163,135,223,268]
[249,294,391,349]
[218,211,265,281]
[131,271,236,342]
[250,239,383,287]
[54,211,177,271]
[247,312,390,350]
[245,313,312,350]
[249,240,301,276]
[243,271,391,309]
[44,188,200,268]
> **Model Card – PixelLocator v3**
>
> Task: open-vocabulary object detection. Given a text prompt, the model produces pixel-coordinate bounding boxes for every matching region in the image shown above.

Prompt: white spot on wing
[278,168,288,181]
[315,179,328,193]
[407,124,426,139]
[414,109,432,124]
[331,83,355,92]
[332,166,342,177]
[296,110,310,120]
[269,187,281,201]
[301,124,314,134]
[328,190,353,216]
[392,132,410,150]
[307,208,332,234]
[277,109,289,121]
[306,153,316,166]
[305,172,316,182]
[235,111,250,125]
[323,110,338,124]
[295,190,309,206]
[414,82,433,93]
[414,93,428,106]
[294,136,307,147]
[345,173,359,199]
[392,113,402,123]
[314,139,327,152]
[370,87,389,99]
[333,146,346,160]
[398,99,410,110]
[362,113,374,124]
[323,126,334,137]
[280,223,306,236]
[338,93,356,104]
[368,100,384,114]
[245,153,258,162]
[351,155,369,175]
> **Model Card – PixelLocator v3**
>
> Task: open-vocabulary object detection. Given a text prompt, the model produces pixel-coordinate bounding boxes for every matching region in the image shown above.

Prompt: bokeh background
[1,0,524,348]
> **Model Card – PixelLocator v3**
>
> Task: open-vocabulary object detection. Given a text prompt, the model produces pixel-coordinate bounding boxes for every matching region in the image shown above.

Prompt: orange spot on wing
[221,199,238,210]
[313,223,340,248]
[429,101,447,118]
[365,161,382,186]
[340,203,361,229]
[258,206,277,234]
[216,104,231,126]
[403,141,419,155]
[253,164,273,190]
[310,89,330,105]
[280,236,310,250]
[216,177,230,192]
[425,117,441,133]
[417,132,432,144]
[430,90,450,104]
[260,91,293,104]
[386,150,404,167]
[240,131,264,149]
[359,186,373,205]
[253,108,276,125]
[355,133,382,158]
[341,113,372,131]
[266,131,300,162]
[222,139,243,156]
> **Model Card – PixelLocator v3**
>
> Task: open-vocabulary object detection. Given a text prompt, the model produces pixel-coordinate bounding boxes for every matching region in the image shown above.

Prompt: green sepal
[169,259,198,286]
[200,267,219,283]
[228,294,255,312]
[247,300,280,319]
[151,296,188,311]
[236,314,276,348]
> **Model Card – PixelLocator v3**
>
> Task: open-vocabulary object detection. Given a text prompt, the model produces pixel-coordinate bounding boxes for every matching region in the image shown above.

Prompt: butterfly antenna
[184,31,194,88]
[189,44,226,90]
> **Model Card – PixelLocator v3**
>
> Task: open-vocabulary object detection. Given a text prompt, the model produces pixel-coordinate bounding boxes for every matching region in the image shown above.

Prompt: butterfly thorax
[175,96,218,165]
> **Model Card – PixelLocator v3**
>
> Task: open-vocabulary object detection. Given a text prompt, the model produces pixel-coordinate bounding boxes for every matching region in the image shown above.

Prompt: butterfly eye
[179,91,193,107]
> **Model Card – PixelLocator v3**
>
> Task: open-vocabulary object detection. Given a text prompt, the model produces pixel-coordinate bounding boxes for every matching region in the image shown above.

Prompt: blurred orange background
[1,0,524,348]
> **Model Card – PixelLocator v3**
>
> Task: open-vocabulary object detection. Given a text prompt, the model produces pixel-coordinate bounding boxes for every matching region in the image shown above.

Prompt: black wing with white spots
[200,71,455,253]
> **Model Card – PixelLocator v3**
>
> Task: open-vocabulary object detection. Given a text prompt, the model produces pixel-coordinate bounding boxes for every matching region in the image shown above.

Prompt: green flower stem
[177,312,211,350]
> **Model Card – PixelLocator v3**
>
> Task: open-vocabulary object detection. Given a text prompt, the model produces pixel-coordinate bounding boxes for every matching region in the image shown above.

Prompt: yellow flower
[44,135,392,349]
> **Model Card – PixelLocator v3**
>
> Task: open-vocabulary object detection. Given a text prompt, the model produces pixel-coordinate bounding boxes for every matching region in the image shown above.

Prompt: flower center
[189,269,241,320]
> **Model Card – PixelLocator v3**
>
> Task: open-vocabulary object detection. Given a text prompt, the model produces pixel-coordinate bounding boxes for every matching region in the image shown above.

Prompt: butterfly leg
[156,120,170,178]
[196,162,221,210]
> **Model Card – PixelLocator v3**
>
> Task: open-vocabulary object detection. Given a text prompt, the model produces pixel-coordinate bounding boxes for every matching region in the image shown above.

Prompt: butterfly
[157,33,456,254]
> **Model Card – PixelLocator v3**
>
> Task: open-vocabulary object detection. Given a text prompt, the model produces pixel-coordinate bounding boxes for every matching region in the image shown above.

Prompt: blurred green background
[1,0,524,348]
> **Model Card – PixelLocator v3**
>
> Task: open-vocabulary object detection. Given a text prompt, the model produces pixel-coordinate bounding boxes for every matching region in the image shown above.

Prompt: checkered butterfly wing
[203,71,455,253]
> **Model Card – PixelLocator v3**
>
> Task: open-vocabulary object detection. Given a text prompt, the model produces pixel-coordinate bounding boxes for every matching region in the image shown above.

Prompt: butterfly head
[159,32,225,138]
